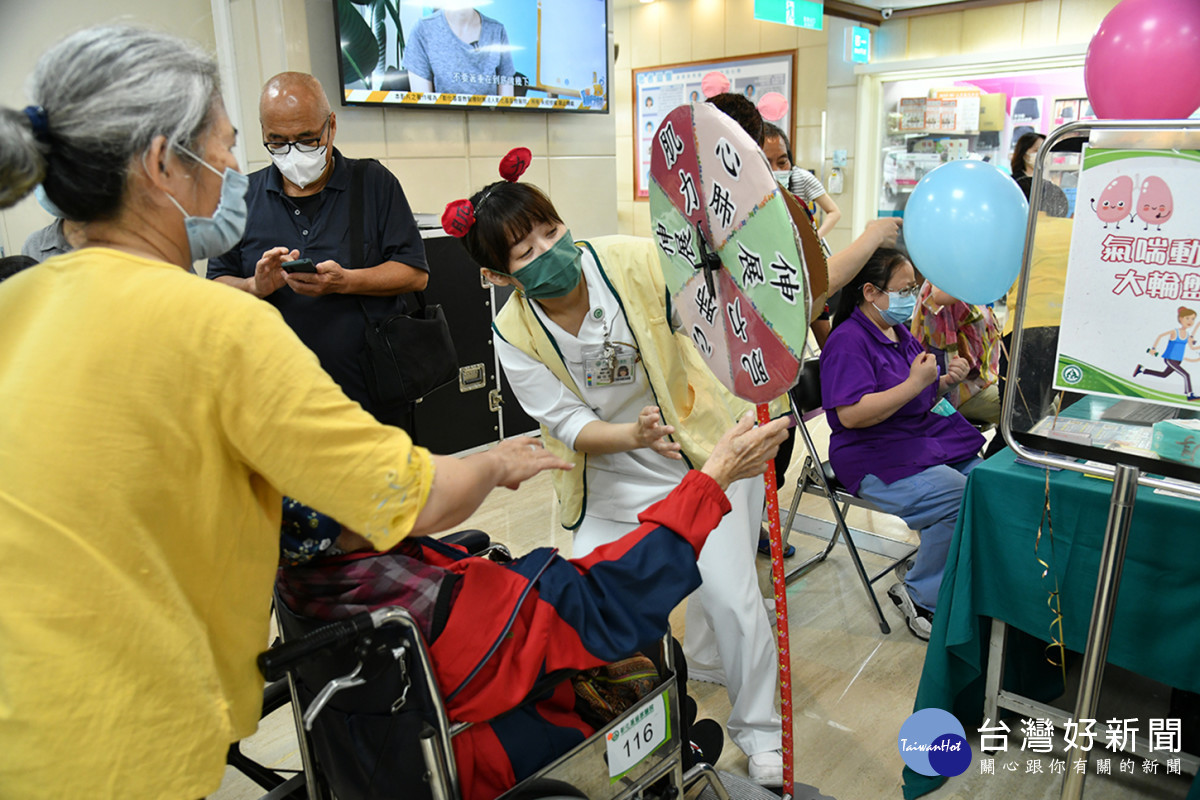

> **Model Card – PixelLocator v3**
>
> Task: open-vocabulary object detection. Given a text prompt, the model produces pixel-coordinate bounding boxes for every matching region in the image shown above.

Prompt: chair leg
[829,506,893,635]
[781,459,840,583]
[788,419,898,633]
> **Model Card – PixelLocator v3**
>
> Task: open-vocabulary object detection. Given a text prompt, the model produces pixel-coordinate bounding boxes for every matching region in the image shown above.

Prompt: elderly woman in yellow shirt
[0,25,573,800]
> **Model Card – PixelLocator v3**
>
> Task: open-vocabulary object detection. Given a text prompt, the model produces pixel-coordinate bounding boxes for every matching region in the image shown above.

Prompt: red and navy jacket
[280,470,730,800]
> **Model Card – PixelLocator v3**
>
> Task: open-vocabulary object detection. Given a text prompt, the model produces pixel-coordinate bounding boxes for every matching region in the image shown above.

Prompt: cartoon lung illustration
[1136,175,1174,231]
[1091,175,1133,229]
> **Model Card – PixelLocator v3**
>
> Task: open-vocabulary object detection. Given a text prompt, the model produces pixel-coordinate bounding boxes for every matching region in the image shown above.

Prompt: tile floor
[212,418,1193,800]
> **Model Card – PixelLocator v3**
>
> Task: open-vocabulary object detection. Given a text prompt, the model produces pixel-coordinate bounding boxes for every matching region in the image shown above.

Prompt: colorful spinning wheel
[648,102,812,405]
[649,102,828,798]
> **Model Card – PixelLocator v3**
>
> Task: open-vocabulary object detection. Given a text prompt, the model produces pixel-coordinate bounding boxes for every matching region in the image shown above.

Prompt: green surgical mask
[506,231,582,300]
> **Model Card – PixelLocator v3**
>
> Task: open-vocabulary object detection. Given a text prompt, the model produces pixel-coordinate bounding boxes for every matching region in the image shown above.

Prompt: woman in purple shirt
[819,248,985,640]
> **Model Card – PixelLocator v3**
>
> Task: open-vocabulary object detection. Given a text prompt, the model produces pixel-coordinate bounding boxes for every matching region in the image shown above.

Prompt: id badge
[583,343,614,387]
[612,347,637,385]
[931,396,958,417]
[583,343,638,387]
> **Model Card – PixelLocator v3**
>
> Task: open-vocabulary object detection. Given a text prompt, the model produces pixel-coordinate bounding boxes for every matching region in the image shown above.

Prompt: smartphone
[281,258,317,274]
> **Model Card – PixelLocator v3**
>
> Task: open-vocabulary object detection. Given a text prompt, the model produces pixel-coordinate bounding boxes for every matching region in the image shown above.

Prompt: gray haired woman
[0,24,567,798]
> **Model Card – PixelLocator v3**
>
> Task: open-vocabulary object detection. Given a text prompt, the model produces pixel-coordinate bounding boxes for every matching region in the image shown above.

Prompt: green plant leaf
[337,0,380,89]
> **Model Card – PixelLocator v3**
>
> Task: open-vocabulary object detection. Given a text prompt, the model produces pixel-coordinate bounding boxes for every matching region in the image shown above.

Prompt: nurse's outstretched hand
[634,405,683,460]
[701,413,790,491]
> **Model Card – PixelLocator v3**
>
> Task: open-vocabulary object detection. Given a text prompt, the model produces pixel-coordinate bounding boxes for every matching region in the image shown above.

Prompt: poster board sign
[932,88,980,132]
[1054,147,1200,408]
[633,52,795,200]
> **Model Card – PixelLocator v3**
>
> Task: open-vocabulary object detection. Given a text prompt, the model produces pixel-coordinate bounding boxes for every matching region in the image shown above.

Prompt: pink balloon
[757,92,789,122]
[700,71,730,99]
[1085,0,1200,119]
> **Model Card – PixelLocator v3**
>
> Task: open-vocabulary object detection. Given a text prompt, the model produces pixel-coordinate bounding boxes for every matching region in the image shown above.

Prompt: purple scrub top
[819,306,984,494]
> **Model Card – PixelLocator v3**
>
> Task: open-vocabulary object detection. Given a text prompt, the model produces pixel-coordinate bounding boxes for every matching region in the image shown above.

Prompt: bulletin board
[633,51,795,200]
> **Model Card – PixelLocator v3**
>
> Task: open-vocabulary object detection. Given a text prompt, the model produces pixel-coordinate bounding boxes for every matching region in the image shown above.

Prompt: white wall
[612,0,1123,246]
[0,0,215,256]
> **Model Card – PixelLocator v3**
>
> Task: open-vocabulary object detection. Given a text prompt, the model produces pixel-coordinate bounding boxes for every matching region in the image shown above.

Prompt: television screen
[334,0,610,113]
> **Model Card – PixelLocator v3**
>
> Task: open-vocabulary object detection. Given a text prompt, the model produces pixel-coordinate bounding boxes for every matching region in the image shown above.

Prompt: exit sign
[848,26,870,63]
[754,0,823,32]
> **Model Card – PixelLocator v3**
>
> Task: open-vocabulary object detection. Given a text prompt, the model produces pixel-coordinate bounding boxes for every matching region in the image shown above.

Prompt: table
[902,448,1200,799]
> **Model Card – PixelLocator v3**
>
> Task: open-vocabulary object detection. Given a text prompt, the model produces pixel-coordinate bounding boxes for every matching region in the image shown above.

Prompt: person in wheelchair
[276,414,787,800]
[820,248,985,640]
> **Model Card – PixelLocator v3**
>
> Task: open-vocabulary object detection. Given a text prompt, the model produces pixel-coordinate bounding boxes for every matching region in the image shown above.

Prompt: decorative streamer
[1033,468,1068,683]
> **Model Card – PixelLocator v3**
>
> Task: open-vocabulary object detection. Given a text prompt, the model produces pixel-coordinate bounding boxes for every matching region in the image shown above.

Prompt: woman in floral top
[910,282,1002,425]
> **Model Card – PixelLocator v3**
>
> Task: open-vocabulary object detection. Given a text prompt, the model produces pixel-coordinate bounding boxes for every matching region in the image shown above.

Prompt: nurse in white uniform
[443,167,787,786]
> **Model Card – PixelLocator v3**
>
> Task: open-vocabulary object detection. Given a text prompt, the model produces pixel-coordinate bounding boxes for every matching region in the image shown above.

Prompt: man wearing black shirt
[208,72,428,430]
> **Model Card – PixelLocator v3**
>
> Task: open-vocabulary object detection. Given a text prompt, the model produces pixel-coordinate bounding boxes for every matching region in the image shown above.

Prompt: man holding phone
[208,72,428,431]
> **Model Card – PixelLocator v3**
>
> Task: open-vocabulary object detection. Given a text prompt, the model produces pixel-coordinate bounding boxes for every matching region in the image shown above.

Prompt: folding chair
[780,359,919,635]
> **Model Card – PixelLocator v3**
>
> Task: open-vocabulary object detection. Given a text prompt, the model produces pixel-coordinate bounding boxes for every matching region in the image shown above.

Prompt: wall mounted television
[334,0,610,113]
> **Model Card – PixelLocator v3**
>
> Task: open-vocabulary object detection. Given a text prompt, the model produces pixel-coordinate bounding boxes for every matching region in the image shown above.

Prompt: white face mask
[1025,151,1038,167]
[271,146,329,189]
[772,169,792,185]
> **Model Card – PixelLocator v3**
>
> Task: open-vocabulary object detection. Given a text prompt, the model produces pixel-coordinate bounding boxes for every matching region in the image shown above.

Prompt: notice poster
[1053,147,1200,408]
[634,52,794,199]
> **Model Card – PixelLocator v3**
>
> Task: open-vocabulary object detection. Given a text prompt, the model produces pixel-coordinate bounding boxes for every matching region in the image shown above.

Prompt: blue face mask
[164,147,249,262]
[874,290,917,326]
[34,184,66,219]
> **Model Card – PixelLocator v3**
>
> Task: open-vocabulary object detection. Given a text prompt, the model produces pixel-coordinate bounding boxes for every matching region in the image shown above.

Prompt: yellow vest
[495,235,787,528]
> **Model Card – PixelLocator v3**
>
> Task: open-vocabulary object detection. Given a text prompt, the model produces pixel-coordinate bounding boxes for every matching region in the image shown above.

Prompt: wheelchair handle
[257,612,376,682]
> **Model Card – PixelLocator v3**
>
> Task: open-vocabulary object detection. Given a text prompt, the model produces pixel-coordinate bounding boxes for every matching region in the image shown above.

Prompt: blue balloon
[902,160,1030,305]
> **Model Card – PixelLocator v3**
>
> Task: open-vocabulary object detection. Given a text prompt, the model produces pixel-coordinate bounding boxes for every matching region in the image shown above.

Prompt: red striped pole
[757,402,793,798]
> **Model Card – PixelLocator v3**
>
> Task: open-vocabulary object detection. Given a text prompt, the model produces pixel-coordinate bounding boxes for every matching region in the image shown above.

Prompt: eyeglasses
[876,283,920,299]
[263,115,330,156]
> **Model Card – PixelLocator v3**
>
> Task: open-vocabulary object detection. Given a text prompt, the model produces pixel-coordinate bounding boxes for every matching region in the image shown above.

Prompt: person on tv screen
[405,6,515,97]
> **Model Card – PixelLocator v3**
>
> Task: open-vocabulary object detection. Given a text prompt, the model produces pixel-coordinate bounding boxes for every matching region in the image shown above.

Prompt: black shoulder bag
[351,160,458,406]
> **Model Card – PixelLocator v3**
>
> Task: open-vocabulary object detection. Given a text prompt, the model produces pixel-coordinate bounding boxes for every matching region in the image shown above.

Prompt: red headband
[441,147,532,238]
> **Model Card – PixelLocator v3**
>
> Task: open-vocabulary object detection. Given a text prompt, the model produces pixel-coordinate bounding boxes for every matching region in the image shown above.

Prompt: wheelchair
[256,544,732,800]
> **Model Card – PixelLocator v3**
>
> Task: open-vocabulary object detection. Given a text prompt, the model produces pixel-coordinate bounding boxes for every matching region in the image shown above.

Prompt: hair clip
[442,147,533,237]
[23,105,50,143]
[499,147,531,182]
[441,198,475,238]
[757,92,789,123]
[700,72,730,99]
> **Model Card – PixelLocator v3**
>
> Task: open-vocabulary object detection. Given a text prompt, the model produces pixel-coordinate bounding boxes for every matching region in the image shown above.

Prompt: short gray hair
[0,25,221,220]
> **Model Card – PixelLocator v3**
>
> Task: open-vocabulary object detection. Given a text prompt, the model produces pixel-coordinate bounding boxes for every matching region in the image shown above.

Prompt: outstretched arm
[814,194,843,239]
[410,438,572,535]
[827,218,902,295]
[573,405,683,460]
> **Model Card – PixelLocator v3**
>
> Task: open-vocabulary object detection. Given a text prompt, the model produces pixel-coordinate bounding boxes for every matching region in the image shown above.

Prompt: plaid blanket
[276,540,460,644]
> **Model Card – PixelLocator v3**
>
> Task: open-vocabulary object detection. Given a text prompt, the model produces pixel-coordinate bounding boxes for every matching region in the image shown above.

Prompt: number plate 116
[605,692,670,779]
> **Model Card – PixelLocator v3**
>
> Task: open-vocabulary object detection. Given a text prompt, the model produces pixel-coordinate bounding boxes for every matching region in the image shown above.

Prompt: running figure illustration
[1133,306,1200,400]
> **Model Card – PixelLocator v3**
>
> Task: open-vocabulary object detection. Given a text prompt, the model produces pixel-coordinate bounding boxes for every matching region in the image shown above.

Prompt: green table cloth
[903,448,1200,798]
